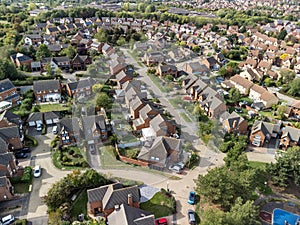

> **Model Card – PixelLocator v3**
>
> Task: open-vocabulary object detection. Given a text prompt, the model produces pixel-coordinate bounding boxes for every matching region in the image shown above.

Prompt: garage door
[53,118,59,123]
[46,119,53,125]
[28,121,36,127]
[36,120,43,125]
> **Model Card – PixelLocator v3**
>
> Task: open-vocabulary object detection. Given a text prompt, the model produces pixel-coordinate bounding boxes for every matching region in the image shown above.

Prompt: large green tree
[267,146,300,187]
[36,44,52,60]
[96,92,111,110]
[0,59,19,80]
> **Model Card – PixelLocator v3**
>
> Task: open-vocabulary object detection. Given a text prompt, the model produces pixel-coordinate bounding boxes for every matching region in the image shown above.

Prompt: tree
[96,92,111,110]
[60,45,76,59]
[196,167,237,209]
[137,3,146,12]
[145,5,156,13]
[36,44,51,60]
[280,69,295,83]
[277,29,287,40]
[95,28,108,43]
[226,198,260,225]
[287,78,300,97]
[200,208,226,225]
[228,88,240,104]
[276,105,287,119]
[116,36,126,46]
[0,59,19,80]
[92,84,104,93]
[267,146,300,187]
[45,62,52,75]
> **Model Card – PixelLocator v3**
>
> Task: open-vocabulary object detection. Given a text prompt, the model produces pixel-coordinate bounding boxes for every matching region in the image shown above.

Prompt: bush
[25,135,38,147]
[14,219,27,225]
[41,125,46,135]
[68,149,75,155]
[21,166,32,183]
[62,156,69,162]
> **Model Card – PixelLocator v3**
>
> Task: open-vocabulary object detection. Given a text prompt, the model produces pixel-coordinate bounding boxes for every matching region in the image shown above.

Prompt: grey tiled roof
[0,152,14,167]
[33,80,60,92]
[0,79,15,93]
[107,204,154,225]
[82,115,107,141]
[281,126,300,142]
[27,112,43,123]
[58,117,81,134]
[0,176,8,187]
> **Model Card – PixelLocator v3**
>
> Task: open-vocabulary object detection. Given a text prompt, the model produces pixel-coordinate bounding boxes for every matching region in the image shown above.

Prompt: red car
[155,218,168,225]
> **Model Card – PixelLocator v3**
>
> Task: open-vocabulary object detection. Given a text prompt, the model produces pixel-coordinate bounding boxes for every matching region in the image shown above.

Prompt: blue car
[188,191,195,205]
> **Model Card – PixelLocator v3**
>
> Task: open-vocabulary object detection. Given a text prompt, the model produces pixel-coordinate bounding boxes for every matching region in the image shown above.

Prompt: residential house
[200,96,227,119]
[46,26,59,35]
[102,44,114,56]
[187,79,208,100]
[228,75,253,95]
[82,114,109,145]
[57,117,81,146]
[0,126,23,151]
[157,64,178,78]
[257,60,272,72]
[124,87,147,114]
[143,52,165,66]
[24,34,42,46]
[138,136,182,170]
[202,56,220,71]
[168,48,186,62]
[222,111,248,134]
[87,183,140,217]
[0,152,18,177]
[66,78,95,99]
[279,126,300,150]
[0,79,20,106]
[182,62,209,75]
[10,53,33,70]
[244,58,258,69]
[182,74,198,93]
[44,112,59,125]
[33,80,61,102]
[107,204,154,225]
[116,71,133,89]
[132,104,159,130]
[249,84,268,102]
[240,67,263,82]
[72,54,92,70]
[147,114,176,138]
[291,100,300,118]
[249,84,278,108]
[27,112,43,127]
[57,25,67,33]
[53,57,71,70]
[249,120,281,147]
[0,176,14,202]
[41,57,58,72]
[110,61,127,76]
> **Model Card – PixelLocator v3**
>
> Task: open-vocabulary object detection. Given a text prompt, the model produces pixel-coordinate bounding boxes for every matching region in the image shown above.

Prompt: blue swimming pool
[273,208,300,225]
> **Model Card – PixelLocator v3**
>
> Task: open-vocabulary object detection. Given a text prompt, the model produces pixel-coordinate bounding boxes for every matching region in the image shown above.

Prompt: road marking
[35,152,51,157]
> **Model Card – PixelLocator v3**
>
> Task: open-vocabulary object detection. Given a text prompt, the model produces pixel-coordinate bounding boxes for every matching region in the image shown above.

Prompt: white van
[52,125,58,134]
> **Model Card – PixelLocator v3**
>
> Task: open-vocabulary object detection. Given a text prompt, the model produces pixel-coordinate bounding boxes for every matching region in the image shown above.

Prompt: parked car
[89,145,95,154]
[22,147,30,153]
[155,217,168,225]
[52,125,58,134]
[187,210,196,224]
[0,214,15,225]
[33,165,41,178]
[14,152,28,159]
[188,191,195,205]
[169,165,182,174]
[36,123,43,131]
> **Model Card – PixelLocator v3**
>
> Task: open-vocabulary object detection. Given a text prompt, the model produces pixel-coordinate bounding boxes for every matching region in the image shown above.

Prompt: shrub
[25,135,38,147]
[62,156,68,162]
[14,219,27,225]
[68,149,75,155]
[21,166,32,183]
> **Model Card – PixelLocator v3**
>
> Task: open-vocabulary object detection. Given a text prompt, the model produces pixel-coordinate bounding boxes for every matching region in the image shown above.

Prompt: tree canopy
[36,44,52,60]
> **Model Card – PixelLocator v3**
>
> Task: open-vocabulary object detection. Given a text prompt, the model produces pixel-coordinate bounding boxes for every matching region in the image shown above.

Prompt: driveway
[26,133,70,221]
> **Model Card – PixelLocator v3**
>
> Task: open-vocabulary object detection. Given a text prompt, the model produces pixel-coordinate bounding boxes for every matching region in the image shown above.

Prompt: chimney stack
[128,193,133,206]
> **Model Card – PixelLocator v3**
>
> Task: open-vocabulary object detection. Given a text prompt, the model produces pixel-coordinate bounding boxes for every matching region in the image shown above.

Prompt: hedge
[14,219,27,225]
[25,135,38,147]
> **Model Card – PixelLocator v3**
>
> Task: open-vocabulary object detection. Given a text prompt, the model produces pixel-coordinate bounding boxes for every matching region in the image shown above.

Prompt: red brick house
[157,64,178,77]
[279,126,300,150]
[72,54,92,70]
[65,78,95,99]
[57,117,81,146]
[0,79,20,106]
[33,80,61,102]
[222,111,248,134]
[0,176,14,202]
[87,183,140,218]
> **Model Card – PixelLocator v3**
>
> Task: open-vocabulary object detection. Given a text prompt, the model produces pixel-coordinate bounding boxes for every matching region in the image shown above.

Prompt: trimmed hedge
[25,135,38,147]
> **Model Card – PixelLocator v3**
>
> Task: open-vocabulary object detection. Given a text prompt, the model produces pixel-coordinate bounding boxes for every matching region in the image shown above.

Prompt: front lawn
[13,182,30,193]
[52,146,88,170]
[140,190,176,218]
[70,189,88,220]
[39,103,70,112]
[99,145,131,169]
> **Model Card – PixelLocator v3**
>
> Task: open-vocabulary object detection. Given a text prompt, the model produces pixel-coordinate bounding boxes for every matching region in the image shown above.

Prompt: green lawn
[169,98,181,109]
[248,161,268,170]
[70,189,88,220]
[180,112,191,122]
[140,191,176,218]
[99,145,131,169]
[39,104,70,112]
[13,182,30,193]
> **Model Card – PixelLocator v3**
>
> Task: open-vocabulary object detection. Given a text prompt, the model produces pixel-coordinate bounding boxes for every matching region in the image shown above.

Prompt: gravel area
[139,184,160,203]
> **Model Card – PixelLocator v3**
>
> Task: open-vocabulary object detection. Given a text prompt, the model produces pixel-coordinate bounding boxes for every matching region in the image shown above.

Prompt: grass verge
[140,190,176,218]
[180,112,191,122]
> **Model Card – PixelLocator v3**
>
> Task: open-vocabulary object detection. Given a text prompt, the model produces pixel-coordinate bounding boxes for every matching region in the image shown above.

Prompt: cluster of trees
[95,27,145,46]
[46,169,107,225]
[221,46,248,61]
[218,61,241,78]
[196,139,264,224]
[267,146,300,188]
[220,134,247,153]
[17,90,36,117]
